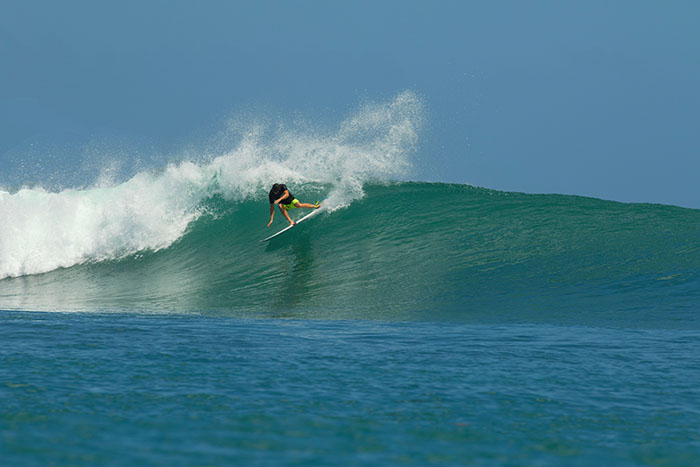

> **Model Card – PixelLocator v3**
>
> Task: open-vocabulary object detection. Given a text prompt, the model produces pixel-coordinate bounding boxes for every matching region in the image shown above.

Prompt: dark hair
[272,183,281,193]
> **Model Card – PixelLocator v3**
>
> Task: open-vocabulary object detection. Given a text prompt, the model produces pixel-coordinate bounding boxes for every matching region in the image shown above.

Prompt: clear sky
[1,1,699,207]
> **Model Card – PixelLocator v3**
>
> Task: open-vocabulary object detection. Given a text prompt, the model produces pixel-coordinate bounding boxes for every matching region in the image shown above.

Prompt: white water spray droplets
[0,166,206,279]
[211,90,424,209]
[328,91,423,204]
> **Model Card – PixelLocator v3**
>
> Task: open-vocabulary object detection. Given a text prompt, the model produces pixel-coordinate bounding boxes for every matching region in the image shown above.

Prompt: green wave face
[2,182,700,327]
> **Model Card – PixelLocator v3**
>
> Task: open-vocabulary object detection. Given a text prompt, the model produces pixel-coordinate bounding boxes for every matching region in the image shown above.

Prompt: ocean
[2,94,700,464]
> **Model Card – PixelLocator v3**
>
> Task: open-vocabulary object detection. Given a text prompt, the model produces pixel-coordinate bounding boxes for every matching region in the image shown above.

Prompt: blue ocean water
[2,95,700,464]
[3,313,700,465]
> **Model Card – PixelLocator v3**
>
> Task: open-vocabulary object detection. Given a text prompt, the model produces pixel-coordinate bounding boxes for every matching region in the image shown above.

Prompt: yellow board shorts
[282,199,300,210]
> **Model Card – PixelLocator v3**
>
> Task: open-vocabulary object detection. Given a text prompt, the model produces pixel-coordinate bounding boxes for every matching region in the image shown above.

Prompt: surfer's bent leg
[278,204,295,225]
[297,202,321,209]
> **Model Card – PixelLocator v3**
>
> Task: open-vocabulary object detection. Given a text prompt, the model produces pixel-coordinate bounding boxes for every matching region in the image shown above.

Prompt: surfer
[267,183,321,227]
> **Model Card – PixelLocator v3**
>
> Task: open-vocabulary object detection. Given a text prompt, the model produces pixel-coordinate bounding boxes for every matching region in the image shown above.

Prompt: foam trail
[0,91,423,278]
[0,167,204,278]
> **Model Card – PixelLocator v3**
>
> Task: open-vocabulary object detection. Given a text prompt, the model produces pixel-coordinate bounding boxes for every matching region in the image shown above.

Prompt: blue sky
[1,1,698,207]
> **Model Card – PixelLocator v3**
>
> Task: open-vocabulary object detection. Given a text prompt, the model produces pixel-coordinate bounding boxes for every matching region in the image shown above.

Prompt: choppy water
[3,313,700,465]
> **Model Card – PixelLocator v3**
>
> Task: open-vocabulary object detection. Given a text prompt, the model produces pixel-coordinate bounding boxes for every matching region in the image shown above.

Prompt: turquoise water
[2,183,700,326]
[2,314,700,465]
[2,180,700,464]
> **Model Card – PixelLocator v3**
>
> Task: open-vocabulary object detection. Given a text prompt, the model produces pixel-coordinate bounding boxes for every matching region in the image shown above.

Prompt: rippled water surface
[2,312,699,465]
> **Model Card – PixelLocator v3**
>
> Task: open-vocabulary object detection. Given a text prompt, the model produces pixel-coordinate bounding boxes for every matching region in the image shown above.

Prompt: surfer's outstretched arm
[267,204,275,228]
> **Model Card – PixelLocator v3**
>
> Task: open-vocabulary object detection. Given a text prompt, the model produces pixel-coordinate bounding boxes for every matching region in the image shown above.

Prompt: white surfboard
[262,206,322,242]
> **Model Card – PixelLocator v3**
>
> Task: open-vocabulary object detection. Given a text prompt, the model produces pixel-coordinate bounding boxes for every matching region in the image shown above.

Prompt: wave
[2,181,700,326]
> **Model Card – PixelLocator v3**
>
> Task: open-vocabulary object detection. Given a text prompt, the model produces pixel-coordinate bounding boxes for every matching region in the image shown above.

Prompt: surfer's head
[271,183,281,193]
